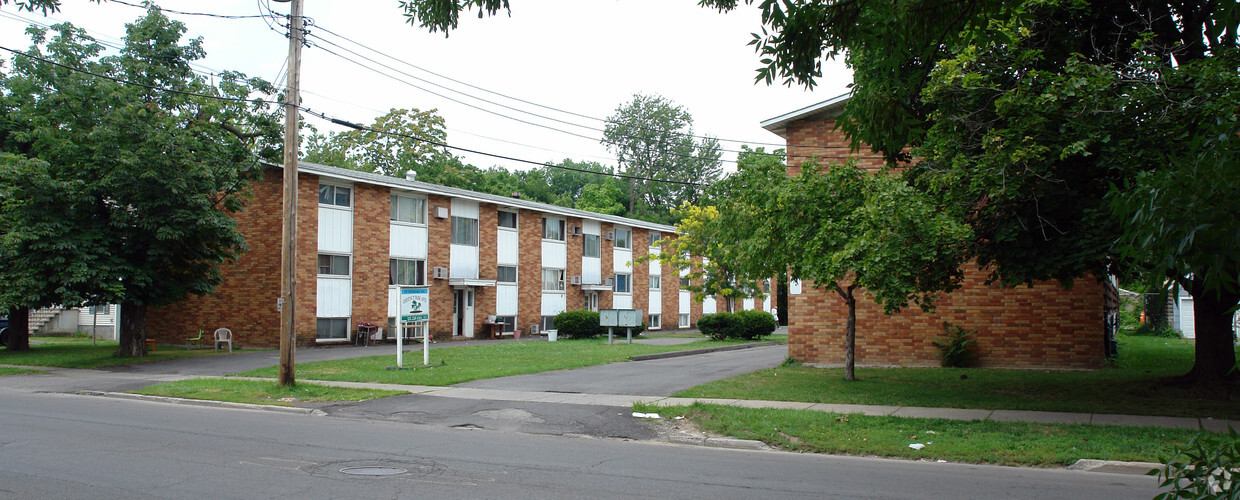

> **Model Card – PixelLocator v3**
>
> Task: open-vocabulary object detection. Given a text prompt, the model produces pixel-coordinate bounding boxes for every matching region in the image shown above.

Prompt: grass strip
[234,338,752,386]
[642,402,1199,468]
[133,378,406,406]
[0,366,44,376]
[0,339,227,369]
[676,336,1240,419]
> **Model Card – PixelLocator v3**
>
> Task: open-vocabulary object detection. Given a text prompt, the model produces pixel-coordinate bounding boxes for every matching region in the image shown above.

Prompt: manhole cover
[339,466,408,476]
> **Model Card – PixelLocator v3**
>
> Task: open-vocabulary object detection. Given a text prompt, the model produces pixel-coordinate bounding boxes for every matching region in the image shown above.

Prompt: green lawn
[0,366,43,376]
[134,378,406,406]
[234,337,753,386]
[0,337,227,369]
[675,335,1239,419]
[643,402,1198,468]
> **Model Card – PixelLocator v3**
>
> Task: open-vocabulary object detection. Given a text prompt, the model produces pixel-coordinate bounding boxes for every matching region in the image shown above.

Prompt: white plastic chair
[213,328,233,352]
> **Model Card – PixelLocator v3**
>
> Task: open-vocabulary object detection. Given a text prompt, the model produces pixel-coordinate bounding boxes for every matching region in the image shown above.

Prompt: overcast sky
[0,0,853,173]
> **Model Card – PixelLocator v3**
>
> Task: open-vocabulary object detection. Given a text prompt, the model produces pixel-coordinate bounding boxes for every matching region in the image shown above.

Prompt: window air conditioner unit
[605,231,615,241]
[433,267,449,279]
[604,277,614,286]
[571,226,582,236]
[570,275,581,285]
[434,206,449,219]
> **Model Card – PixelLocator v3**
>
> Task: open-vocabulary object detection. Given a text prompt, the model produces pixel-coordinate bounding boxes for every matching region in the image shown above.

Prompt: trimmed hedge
[698,311,777,341]
[552,310,646,339]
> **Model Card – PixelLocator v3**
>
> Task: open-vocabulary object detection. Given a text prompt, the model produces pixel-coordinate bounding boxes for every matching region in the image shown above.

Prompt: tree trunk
[844,291,857,382]
[4,307,30,351]
[116,302,147,358]
[1179,286,1239,386]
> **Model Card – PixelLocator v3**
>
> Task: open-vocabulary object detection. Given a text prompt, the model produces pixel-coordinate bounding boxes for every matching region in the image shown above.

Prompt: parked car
[0,315,8,346]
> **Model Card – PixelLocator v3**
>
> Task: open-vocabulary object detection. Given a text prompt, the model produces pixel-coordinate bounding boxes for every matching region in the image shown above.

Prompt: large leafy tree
[0,10,279,356]
[303,107,457,181]
[602,94,723,221]
[657,155,971,381]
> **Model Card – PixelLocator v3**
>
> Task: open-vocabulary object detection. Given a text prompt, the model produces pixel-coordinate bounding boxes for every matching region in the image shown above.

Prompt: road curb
[667,435,770,450]
[630,341,782,361]
[79,391,326,416]
[1068,459,1161,475]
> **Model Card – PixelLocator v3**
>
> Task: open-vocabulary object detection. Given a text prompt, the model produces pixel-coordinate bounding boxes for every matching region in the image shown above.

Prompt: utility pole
[277,0,303,387]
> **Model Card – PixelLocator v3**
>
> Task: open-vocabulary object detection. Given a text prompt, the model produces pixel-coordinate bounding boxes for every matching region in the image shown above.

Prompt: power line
[108,0,268,19]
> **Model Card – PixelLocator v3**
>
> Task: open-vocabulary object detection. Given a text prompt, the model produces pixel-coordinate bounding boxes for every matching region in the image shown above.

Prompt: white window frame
[648,231,661,247]
[389,258,426,286]
[541,315,556,332]
[390,194,426,225]
[542,268,566,292]
[583,233,601,258]
[649,313,661,330]
[614,273,631,293]
[451,216,479,246]
[318,183,352,209]
[614,228,632,249]
[649,275,661,290]
[543,217,565,241]
[316,317,350,340]
[317,253,350,276]
[498,210,518,230]
[497,265,518,283]
[679,313,690,328]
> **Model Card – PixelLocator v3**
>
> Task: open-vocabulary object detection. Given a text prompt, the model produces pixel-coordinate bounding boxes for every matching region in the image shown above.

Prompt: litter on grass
[908,443,926,450]
[632,412,662,419]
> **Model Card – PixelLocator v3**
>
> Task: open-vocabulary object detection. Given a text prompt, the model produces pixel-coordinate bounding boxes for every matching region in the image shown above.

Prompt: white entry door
[453,288,475,337]
[585,292,599,312]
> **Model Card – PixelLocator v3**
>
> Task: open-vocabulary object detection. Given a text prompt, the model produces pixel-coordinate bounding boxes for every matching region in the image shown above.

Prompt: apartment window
[498,210,518,229]
[614,228,632,249]
[317,254,350,276]
[387,317,425,339]
[649,231,661,247]
[318,184,351,207]
[497,265,517,283]
[495,315,516,332]
[680,276,690,288]
[88,305,109,315]
[389,258,426,286]
[679,313,690,328]
[542,268,565,291]
[451,216,479,246]
[614,273,631,293]
[649,314,661,330]
[583,234,601,258]
[649,275,661,290]
[390,195,425,224]
[543,218,565,241]
[763,279,771,293]
[541,315,556,332]
[316,318,349,340]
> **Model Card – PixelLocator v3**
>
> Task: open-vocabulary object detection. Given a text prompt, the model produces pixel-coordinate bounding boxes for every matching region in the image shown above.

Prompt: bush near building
[698,311,777,341]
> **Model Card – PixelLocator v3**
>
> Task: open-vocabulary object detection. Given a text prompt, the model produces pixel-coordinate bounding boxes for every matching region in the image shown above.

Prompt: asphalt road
[0,391,1160,499]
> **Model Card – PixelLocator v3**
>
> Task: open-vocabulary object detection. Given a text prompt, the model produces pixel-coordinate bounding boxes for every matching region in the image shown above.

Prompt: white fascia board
[760,92,852,137]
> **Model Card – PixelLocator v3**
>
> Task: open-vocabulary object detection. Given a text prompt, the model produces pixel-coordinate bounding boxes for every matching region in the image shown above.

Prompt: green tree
[303,107,456,181]
[574,182,626,216]
[0,11,279,356]
[602,94,722,220]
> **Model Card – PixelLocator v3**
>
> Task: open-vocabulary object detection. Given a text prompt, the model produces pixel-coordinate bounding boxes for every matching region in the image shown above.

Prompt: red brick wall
[295,171,319,345]
[426,195,453,339]
[146,168,283,347]
[474,202,498,335]
[661,254,676,328]
[632,229,650,318]
[350,183,389,335]
[780,111,1104,369]
[566,217,584,311]
[600,222,614,310]
[518,210,542,332]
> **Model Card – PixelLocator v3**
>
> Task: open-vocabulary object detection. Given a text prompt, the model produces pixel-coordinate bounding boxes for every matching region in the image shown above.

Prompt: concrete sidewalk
[228,376,1237,432]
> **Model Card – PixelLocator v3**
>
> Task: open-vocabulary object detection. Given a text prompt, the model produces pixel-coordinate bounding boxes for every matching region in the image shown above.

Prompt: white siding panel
[649,248,661,275]
[388,287,399,318]
[763,296,772,312]
[318,208,353,254]
[541,293,566,316]
[582,256,601,284]
[649,291,662,313]
[497,230,518,265]
[613,294,632,309]
[496,284,519,315]
[583,220,600,235]
[77,306,116,326]
[450,244,478,278]
[390,224,427,259]
[679,291,691,314]
[317,278,352,317]
[1179,297,1196,339]
[743,298,755,311]
[542,241,567,269]
[703,297,717,314]
[613,248,633,273]
[451,199,479,219]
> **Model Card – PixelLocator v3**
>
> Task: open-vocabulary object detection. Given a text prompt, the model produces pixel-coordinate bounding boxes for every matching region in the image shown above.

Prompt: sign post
[399,287,431,367]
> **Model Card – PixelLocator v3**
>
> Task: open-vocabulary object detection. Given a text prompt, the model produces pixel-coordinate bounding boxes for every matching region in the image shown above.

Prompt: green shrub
[1151,427,1239,499]
[553,310,604,339]
[698,311,776,341]
[931,323,976,368]
[735,310,777,340]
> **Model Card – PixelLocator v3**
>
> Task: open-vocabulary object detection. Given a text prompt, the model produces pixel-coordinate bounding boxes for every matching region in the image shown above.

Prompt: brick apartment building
[146,161,717,348]
[761,94,1115,369]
